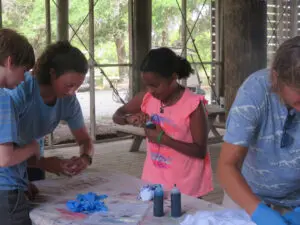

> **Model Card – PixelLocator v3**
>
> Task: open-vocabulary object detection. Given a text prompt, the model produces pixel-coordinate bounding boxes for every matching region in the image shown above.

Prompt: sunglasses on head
[280,112,296,148]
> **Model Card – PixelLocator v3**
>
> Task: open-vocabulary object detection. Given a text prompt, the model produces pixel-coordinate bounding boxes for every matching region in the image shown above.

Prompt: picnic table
[114,104,225,152]
[30,171,222,225]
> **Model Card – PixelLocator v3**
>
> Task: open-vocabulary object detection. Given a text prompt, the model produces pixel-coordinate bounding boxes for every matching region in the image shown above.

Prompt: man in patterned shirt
[0,29,39,225]
[217,36,300,225]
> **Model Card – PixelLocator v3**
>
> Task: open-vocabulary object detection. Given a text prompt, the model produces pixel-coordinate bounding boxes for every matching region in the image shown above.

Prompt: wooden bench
[213,122,226,129]
[114,104,225,152]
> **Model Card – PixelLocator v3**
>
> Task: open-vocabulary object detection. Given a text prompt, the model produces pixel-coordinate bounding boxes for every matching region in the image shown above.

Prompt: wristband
[157,131,165,144]
[81,154,92,165]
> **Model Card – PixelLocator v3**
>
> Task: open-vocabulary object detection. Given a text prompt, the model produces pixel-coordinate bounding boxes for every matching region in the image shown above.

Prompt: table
[114,104,225,152]
[30,171,222,225]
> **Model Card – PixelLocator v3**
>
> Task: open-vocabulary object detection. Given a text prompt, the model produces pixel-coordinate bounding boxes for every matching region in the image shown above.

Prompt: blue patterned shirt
[224,68,300,207]
[0,89,27,190]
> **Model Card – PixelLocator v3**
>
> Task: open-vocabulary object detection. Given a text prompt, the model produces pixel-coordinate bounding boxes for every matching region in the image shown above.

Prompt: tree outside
[2,0,212,88]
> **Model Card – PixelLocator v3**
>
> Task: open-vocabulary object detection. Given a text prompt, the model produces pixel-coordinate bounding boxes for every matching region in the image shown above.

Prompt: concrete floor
[45,139,224,205]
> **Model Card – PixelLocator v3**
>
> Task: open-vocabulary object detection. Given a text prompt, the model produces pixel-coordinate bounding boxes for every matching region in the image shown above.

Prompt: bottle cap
[171,184,180,194]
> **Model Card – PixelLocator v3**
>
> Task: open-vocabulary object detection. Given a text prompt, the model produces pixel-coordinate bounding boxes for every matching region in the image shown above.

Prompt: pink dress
[141,88,213,197]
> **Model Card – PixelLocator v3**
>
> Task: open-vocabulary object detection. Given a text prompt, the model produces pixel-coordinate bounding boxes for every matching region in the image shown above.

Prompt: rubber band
[157,131,165,144]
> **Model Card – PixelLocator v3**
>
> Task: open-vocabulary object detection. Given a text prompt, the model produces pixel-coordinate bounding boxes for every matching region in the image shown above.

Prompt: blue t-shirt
[0,89,27,190]
[224,68,300,207]
[0,72,84,190]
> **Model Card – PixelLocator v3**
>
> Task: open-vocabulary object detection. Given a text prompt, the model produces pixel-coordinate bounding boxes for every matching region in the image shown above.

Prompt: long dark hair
[33,41,88,85]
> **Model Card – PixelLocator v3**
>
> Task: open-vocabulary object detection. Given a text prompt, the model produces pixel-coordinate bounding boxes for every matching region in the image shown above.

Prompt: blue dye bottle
[171,184,181,217]
[145,121,156,129]
[153,184,164,217]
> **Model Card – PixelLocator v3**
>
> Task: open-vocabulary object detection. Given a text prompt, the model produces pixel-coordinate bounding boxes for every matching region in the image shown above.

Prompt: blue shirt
[224,68,300,207]
[0,72,84,190]
[0,89,27,190]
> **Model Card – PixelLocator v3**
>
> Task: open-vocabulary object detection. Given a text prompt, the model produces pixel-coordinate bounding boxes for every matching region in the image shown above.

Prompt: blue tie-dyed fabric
[224,68,300,207]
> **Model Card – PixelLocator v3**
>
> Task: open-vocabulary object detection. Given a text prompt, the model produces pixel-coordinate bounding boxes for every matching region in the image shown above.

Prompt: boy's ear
[3,56,12,70]
[50,68,56,80]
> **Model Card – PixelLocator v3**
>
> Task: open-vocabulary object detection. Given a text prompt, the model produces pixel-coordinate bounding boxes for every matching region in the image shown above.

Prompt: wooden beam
[0,0,2,29]
[128,0,134,98]
[45,0,51,45]
[57,0,69,41]
[180,0,187,87]
[223,0,267,112]
[211,0,223,104]
[131,0,152,95]
[89,0,96,140]
[290,0,299,37]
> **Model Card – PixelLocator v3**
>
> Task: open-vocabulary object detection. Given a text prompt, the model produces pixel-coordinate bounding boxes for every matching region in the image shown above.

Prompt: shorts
[0,189,31,225]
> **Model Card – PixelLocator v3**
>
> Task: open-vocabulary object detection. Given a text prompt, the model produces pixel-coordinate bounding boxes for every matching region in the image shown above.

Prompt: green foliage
[2,0,212,77]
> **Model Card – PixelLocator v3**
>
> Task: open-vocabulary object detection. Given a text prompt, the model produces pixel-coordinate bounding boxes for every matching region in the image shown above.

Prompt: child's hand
[144,124,165,144]
[126,113,149,126]
[25,182,39,200]
[62,156,89,176]
[40,157,67,176]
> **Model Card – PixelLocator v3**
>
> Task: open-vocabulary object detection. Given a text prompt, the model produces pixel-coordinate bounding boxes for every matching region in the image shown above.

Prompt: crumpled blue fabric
[66,192,108,214]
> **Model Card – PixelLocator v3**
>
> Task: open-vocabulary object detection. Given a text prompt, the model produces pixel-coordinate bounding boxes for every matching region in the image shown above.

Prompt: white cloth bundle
[180,209,256,225]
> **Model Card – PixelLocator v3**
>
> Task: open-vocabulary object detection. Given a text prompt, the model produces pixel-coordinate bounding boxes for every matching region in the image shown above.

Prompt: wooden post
[45,0,51,45]
[128,0,134,98]
[180,0,187,87]
[89,0,96,140]
[223,0,267,112]
[129,0,152,152]
[289,0,299,37]
[57,0,69,41]
[0,0,2,29]
[211,0,223,104]
[131,0,152,95]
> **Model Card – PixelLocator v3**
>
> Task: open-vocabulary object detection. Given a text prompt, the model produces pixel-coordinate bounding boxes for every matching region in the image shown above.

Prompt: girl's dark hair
[33,41,88,85]
[140,47,194,80]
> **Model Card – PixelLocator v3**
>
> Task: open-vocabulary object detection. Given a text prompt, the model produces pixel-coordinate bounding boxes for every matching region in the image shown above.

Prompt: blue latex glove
[283,207,300,225]
[66,192,108,214]
[251,203,288,225]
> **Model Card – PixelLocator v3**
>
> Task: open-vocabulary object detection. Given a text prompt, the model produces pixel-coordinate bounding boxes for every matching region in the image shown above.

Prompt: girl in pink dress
[113,48,213,197]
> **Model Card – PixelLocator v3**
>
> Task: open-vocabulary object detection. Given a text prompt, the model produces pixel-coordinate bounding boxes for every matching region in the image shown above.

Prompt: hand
[126,113,149,126]
[283,207,300,225]
[62,156,89,176]
[25,182,39,201]
[39,157,68,176]
[251,203,288,225]
[144,124,166,144]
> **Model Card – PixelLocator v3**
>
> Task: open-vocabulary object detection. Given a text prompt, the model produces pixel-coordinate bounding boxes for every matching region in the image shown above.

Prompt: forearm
[0,143,36,167]
[161,135,206,158]
[113,109,128,125]
[79,138,94,156]
[217,163,260,215]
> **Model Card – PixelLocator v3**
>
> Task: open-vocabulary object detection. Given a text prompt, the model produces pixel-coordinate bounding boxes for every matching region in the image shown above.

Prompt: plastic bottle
[153,184,164,217]
[145,121,156,129]
[171,184,181,217]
